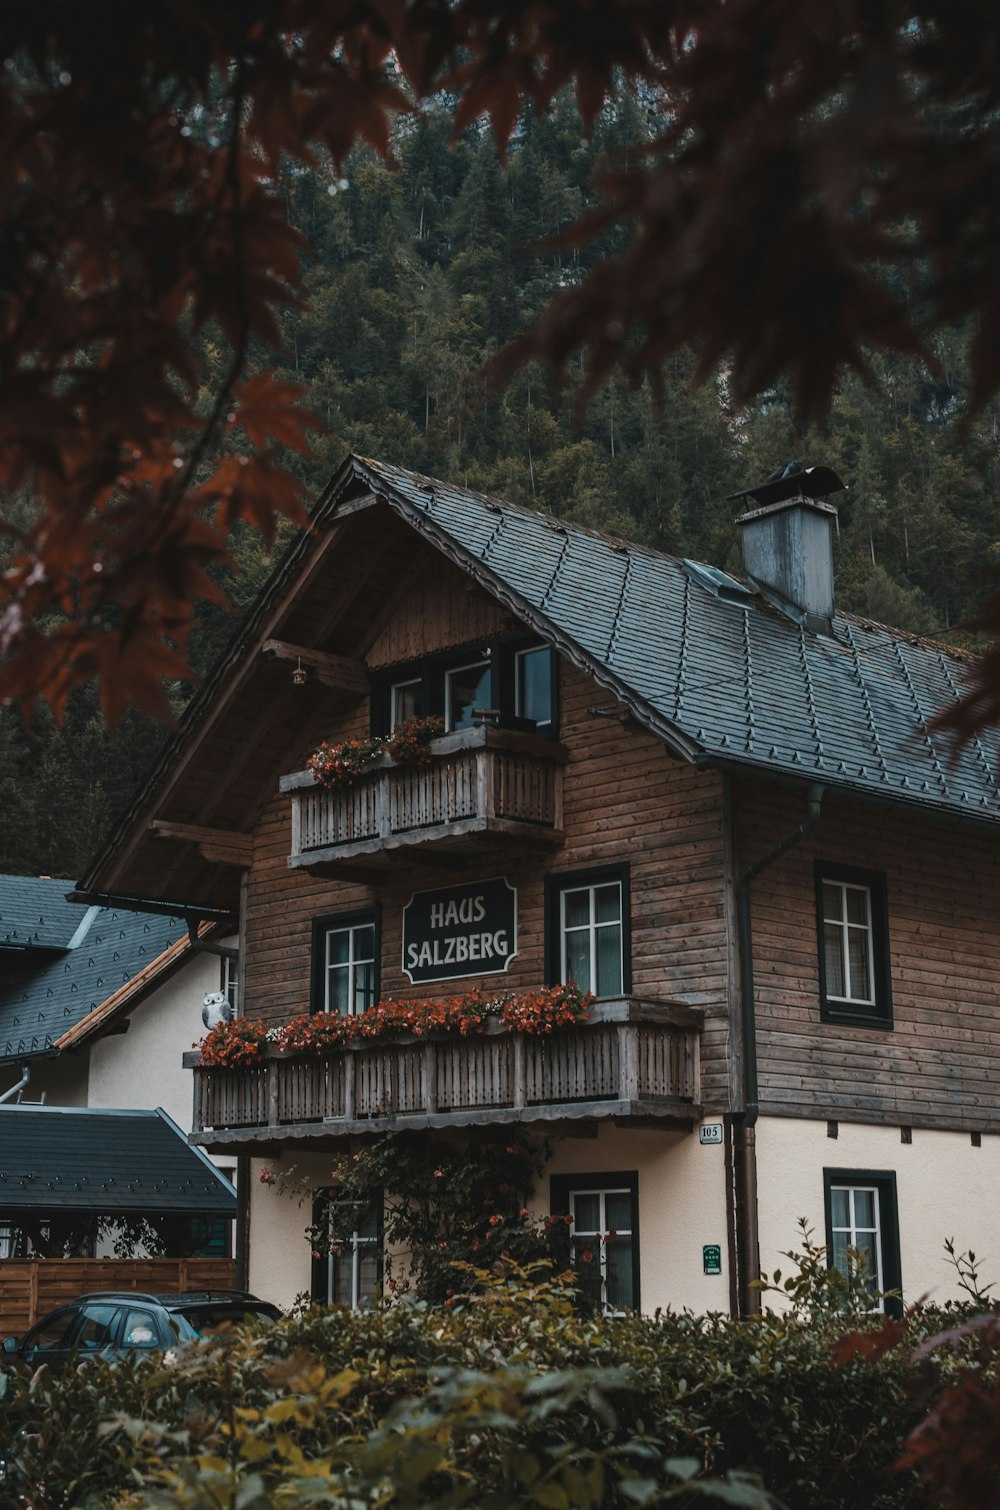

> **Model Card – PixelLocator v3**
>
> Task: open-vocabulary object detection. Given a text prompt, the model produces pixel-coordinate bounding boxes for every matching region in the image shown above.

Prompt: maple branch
[171,59,253,516]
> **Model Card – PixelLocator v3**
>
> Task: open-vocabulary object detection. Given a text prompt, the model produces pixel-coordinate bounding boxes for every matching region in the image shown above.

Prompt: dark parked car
[1,1290,281,1370]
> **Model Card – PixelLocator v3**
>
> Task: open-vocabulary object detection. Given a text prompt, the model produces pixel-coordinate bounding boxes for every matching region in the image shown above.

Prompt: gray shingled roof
[351,457,1000,824]
[0,877,184,1061]
[0,1106,235,1213]
[0,876,90,950]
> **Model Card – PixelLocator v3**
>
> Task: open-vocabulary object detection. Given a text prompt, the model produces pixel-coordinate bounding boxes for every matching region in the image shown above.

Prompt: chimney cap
[727,463,847,510]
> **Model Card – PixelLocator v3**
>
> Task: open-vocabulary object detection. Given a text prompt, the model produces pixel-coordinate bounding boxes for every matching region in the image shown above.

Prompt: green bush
[1,1252,993,1510]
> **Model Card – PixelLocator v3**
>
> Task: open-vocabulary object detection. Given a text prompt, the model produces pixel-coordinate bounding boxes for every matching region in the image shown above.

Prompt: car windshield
[168,1303,279,1337]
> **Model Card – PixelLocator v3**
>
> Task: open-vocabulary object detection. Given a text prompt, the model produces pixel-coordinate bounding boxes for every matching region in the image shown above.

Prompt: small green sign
[703,1244,722,1276]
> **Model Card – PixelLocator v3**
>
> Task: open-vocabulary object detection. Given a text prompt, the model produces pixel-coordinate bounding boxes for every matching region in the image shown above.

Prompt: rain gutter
[734,782,824,1317]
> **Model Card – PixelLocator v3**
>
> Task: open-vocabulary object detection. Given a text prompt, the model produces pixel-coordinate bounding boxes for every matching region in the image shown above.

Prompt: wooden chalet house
[79,456,1000,1317]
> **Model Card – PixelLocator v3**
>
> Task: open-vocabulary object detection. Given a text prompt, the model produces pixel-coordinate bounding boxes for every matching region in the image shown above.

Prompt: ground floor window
[823,1168,901,1315]
[550,1171,639,1313]
[310,1193,382,1309]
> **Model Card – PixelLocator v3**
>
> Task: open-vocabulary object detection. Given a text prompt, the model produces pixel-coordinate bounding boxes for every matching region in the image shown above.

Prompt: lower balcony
[280,725,567,876]
[187,998,702,1153]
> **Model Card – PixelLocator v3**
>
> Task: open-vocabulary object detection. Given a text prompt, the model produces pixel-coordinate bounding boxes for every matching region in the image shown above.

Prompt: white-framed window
[320,918,376,1015]
[221,955,239,1015]
[311,1197,381,1309]
[444,659,491,731]
[821,880,874,1004]
[390,677,421,730]
[816,864,891,1025]
[551,1173,638,1313]
[829,1184,883,1298]
[515,645,553,728]
[824,1169,901,1316]
[557,875,625,997]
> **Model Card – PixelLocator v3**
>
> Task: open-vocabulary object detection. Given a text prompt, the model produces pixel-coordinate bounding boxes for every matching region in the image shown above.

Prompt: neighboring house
[0,876,239,1259]
[0,1105,236,1259]
[76,454,1000,1316]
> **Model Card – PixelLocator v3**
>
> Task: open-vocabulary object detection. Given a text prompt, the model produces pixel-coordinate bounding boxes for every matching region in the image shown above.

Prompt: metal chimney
[730,464,847,634]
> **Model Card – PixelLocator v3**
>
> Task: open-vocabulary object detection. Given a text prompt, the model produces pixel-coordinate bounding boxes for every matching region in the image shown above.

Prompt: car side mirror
[2,1336,20,1353]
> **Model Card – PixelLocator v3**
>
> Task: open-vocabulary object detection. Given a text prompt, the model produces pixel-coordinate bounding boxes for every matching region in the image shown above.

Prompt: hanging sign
[402,877,517,984]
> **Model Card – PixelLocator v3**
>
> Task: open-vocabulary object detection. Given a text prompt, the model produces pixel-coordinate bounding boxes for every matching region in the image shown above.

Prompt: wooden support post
[29,1259,39,1327]
[290,794,303,861]
[268,1060,280,1129]
[620,1024,639,1103]
[512,1034,526,1109]
[377,773,391,841]
[476,749,494,820]
[552,766,564,832]
[688,1033,701,1102]
[193,1067,203,1133]
[344,1054,355,1122]
[421,1042,437,1114]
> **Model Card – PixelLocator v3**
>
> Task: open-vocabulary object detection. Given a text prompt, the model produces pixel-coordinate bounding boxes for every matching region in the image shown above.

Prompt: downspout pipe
[735,783,824,1316]
[0,1063,31,1105]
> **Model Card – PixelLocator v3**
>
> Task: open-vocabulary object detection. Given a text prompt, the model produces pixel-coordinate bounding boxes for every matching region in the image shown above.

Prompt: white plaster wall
[0,1054,89,1106]
[247,1122,730,1317]
[539,1122,730,1314]
[248,1151,334,1309]
[756,1116,1000,1306]
[88,949,223,1130]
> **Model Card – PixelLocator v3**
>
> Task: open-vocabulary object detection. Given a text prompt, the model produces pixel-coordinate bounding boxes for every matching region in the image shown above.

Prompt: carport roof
[0,1106,236,1213]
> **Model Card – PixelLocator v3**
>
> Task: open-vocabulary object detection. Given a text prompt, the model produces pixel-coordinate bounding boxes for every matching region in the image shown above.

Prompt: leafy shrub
[5,1245,996,1510]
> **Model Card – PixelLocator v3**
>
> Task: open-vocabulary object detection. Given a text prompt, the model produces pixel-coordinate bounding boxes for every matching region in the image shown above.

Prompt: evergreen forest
[5,94,1000,878]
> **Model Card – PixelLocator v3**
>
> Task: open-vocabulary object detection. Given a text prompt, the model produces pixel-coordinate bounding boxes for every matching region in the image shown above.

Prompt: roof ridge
[354,456,683,567]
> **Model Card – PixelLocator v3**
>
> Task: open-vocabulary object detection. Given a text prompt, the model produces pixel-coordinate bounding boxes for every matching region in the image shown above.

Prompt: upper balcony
[186,997,703,1153]
[280,725,567,876]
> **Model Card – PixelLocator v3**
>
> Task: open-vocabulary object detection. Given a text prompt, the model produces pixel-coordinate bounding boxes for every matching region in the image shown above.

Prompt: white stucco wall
[756,1115,1000,1306]
[248,1151,332,1308]
[0,1053,89,1107]
[87,947,222,1129]
[248,1121,730,1315]
[540,1122,729,1314]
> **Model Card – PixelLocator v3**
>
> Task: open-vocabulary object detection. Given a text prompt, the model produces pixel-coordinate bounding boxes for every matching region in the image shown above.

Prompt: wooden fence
[0,1257,237,1334]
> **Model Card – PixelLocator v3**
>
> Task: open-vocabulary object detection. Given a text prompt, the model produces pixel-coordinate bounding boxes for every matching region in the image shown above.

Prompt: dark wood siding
[736,779,1000,1131]
[242,578,734,1110]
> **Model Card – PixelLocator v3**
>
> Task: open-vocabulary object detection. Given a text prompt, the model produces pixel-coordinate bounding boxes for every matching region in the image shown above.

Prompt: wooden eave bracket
[262,638,368,693]
[150,820,253,867]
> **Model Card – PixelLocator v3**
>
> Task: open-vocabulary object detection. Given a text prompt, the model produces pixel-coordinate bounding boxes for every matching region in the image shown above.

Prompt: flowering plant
[196,986,591,1064]
[307,715,444,791]
[270,983,591,1055]
[197,1017,272,1067]
[277,1012,350,1053]
[307,733,385,789]
[385,714,445,765]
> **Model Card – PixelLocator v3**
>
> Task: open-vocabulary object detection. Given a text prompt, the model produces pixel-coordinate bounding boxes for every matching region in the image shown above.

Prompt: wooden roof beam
[262,639,368,693]
[149,821,253,867]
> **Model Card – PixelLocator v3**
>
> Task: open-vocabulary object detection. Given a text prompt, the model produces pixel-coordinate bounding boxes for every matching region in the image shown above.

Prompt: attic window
[681,559,754,605]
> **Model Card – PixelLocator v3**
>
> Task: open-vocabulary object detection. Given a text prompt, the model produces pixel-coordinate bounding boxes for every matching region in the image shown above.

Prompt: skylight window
[681,559,754,604]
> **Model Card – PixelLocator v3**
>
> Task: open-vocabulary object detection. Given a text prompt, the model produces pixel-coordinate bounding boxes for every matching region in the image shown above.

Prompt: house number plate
[699,1123,723,1145]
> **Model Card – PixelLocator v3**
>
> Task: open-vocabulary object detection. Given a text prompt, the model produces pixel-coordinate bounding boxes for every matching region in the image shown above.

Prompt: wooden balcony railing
[280,726,567,873]
[187,999,702,1150]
